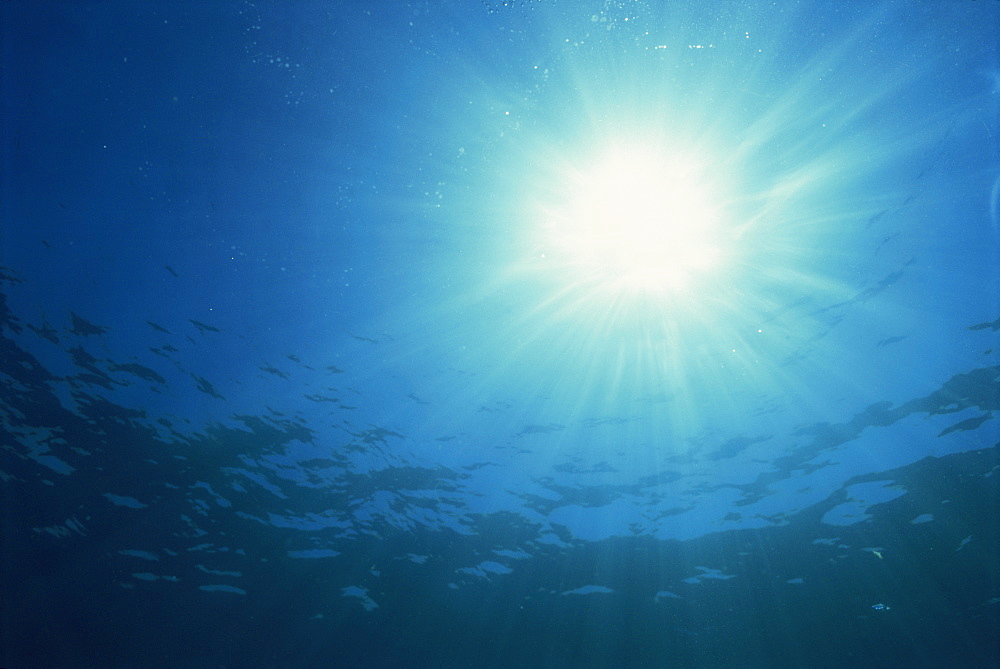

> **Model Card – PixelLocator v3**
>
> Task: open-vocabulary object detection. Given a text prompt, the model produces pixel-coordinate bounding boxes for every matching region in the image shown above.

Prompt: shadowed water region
[2,1,999,667]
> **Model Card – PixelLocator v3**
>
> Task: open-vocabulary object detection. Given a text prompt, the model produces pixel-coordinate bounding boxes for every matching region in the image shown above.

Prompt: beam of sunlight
[381,2,979,450]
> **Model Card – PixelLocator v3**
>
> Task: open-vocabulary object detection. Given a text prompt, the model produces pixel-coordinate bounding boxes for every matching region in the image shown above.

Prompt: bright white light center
[545,147,724,294]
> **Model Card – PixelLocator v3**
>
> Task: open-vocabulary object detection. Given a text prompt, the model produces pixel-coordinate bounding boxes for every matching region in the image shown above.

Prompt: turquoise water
[2,1,998,667]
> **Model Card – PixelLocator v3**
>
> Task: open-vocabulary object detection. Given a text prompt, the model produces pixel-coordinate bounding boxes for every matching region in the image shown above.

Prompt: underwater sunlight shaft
[392,3,968,434]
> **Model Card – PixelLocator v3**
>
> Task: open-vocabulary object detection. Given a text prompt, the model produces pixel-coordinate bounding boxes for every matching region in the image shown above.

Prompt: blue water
[2,2,998,667]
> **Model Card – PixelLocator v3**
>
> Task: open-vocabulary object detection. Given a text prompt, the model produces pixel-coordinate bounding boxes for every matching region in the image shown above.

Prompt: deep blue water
[2,1,999,667]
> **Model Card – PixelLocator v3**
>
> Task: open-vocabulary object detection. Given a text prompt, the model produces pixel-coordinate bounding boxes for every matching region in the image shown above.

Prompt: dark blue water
[2,2,998,667]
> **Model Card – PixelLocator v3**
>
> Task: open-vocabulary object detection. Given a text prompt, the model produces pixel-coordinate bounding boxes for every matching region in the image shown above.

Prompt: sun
[532,141,732,301]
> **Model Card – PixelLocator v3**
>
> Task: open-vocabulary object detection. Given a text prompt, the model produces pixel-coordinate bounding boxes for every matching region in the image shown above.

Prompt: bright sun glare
[537,143,730,298]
